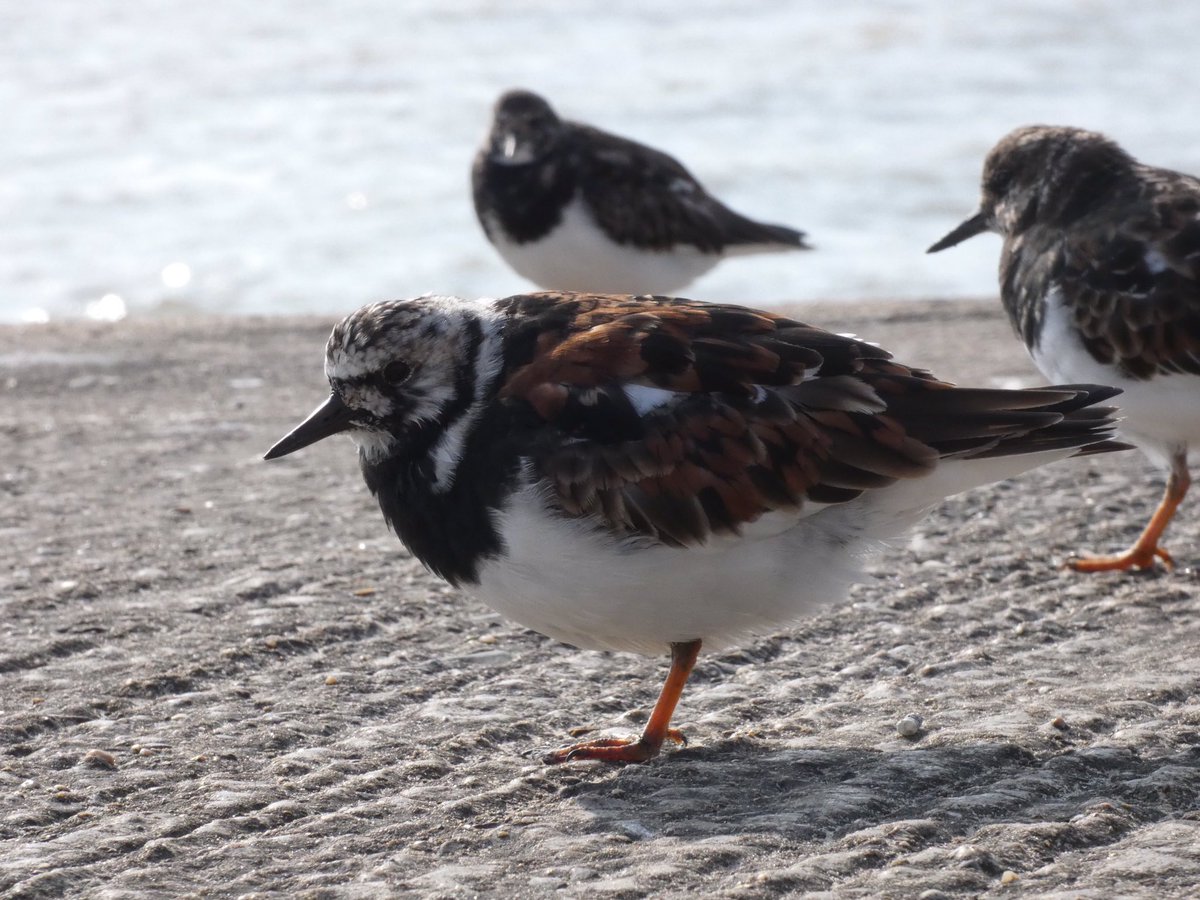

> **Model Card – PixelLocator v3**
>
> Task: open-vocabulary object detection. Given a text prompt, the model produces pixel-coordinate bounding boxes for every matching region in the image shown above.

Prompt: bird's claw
[1066,543,1175,573]
[543,728,688,764]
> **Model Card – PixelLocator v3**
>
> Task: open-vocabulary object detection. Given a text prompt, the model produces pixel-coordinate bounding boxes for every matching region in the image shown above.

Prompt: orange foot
[545,639,702,765]
[1068,455,1189,574]
[1067,544,1175,573]
[544,729,686,764]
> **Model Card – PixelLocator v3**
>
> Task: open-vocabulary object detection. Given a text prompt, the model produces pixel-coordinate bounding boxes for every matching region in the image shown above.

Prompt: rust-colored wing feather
[493,293,1115,547]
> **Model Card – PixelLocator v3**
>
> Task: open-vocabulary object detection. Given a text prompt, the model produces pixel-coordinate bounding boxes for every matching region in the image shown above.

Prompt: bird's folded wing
[1064,185,1200,379]
[574,126,805,252]
[495,294,1103,547]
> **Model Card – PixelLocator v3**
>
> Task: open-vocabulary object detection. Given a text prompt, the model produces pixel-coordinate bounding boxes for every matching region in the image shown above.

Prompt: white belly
[472,487,865,655]
[472,443,1081,656]
[1031,288,1200,465]
[486,198,719,295]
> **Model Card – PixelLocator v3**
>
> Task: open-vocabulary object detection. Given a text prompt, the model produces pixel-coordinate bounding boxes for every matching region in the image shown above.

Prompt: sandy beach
[2,299,1198,898]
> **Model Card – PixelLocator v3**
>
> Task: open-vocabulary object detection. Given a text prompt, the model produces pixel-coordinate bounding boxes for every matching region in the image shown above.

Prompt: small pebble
[1001,870,1019,884]
[82,749,117,770]
[139,748,155,757]
[324,675,338,685]
[352,587,376,597]
[896,714,924,737]
[1050,716,1067,730]
[477,634,497,644]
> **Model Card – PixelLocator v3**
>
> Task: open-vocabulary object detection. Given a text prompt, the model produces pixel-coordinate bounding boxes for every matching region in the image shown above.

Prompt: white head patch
[323,295,504,481]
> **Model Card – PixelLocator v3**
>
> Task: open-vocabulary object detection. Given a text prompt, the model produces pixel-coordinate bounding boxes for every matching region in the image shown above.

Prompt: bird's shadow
[552,738,1200,844]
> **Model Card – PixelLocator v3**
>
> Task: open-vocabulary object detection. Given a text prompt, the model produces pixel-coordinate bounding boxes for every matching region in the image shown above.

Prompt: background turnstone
[265,291,1124,762]
[471,90,811,295]
[928,125,1200,572]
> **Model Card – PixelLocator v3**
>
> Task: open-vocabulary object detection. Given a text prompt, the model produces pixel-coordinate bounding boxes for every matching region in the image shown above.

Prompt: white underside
[473,448,1080,656]
[1032,287,1200,466]
[487,197,786,295]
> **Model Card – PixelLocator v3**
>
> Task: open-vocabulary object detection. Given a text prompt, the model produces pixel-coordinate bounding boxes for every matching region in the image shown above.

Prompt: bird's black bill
[263,393,355,460]
[927,212,989,253]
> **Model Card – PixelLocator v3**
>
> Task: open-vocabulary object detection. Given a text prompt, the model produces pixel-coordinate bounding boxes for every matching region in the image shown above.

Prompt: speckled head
[486,89,565,165]
[928,125,1137,252]
[264,295,499,463]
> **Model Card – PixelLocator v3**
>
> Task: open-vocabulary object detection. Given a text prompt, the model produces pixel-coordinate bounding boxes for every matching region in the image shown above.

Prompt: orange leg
[544,639,702,764]
[1069,450,1190,573]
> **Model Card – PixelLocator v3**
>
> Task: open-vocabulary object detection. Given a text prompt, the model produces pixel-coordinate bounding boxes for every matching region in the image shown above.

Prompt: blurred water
[3,0,1198,322]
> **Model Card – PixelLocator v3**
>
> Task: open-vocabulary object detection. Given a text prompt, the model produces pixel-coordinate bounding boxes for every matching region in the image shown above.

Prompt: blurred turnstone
[266,291,1124,762]
[929,125,1200,572]
[471,90,811,294]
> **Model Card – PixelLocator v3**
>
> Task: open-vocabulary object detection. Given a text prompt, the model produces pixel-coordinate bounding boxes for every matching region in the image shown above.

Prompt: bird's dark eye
[984,162,1016,198]
[382,361,412,386]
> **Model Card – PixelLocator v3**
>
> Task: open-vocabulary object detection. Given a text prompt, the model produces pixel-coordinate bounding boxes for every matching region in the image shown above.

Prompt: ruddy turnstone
[265,291,1124,762]
[929,125,1200,572]
[471,90,811,294]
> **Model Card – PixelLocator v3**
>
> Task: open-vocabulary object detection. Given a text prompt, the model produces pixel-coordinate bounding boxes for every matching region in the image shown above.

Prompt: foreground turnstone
[266,291,1124,762]
[929,125,1200,572]
[471,90,811,294]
